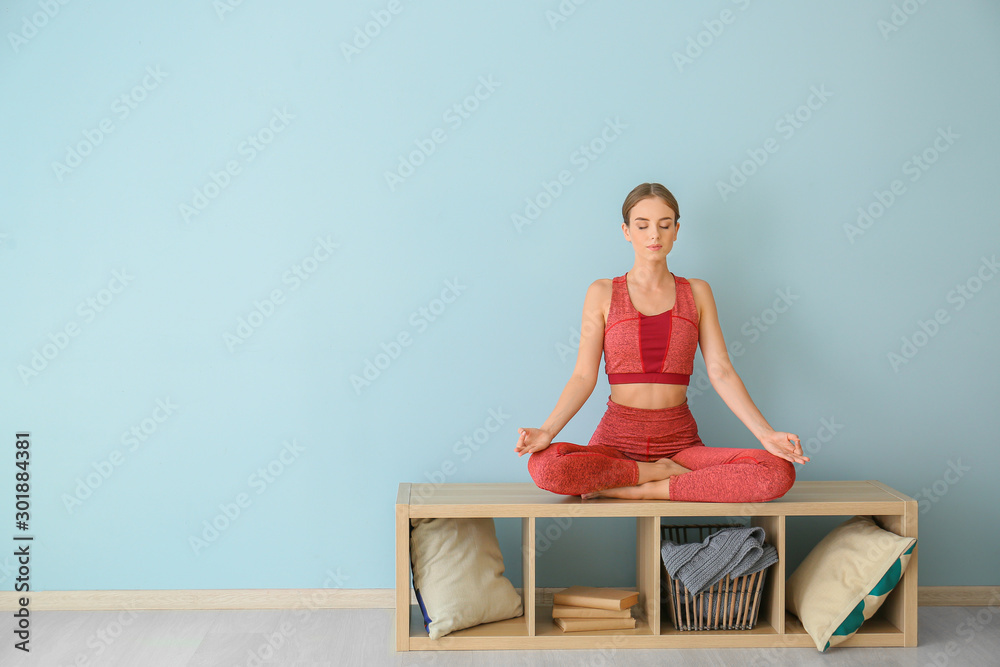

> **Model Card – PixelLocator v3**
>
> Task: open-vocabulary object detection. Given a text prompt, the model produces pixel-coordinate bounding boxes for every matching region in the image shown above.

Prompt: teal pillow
[824,541,915,651]
[786,515,916,652]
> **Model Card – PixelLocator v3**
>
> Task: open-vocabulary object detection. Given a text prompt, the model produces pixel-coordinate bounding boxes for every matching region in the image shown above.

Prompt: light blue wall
[2,1,998,593]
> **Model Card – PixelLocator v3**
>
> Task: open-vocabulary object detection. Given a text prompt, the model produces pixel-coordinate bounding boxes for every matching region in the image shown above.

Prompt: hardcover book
[554,616,637,632]
[551,604,632,619]
[552,586,639,611]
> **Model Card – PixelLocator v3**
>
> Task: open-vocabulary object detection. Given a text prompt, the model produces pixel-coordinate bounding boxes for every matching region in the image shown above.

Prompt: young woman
[515,183,809,502]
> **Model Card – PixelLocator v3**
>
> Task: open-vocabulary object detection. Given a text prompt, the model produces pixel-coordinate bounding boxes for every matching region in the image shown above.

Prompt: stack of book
[551,586,639,632]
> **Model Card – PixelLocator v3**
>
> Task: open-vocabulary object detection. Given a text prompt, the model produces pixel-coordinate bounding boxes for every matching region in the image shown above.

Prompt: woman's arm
[690,279,809,464]
[515,279,608,455]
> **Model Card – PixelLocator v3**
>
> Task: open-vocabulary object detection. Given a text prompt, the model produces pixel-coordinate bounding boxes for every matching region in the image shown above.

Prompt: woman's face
[622,196,679,260]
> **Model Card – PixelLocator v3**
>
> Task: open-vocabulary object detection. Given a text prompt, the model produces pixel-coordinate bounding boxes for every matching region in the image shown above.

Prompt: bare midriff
[609,383,689,410]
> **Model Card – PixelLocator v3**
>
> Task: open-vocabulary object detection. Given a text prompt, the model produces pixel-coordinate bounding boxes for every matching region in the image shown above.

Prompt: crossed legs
[529,443,795,502]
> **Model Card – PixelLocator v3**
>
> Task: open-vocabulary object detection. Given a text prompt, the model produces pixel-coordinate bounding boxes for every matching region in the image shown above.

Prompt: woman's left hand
[760,431,810,464]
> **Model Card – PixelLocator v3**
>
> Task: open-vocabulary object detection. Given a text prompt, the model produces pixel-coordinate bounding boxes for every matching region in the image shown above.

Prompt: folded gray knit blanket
[660,526,777,596]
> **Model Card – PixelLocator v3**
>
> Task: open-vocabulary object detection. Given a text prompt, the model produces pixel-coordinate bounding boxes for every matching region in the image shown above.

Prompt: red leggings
[527,397,795,502]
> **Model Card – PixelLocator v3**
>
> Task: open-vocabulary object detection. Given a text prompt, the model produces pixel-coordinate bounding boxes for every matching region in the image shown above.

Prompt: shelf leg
[395,485,411,651]
[637,515,660,634]
[522,516,536,636]
[751,514,785,635]
[874,504,919,647]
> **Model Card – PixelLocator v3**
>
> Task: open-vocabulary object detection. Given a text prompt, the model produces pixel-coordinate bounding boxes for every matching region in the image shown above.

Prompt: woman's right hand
[515,427,554,457]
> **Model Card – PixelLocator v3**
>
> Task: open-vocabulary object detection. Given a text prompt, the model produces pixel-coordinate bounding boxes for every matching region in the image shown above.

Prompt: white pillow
[409,517,523,639]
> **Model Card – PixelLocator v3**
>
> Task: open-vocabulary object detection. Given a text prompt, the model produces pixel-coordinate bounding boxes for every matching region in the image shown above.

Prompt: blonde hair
[622,183,680,226]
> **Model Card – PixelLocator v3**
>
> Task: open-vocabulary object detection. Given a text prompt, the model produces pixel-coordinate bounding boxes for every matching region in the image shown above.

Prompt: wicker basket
[660,523,772,631]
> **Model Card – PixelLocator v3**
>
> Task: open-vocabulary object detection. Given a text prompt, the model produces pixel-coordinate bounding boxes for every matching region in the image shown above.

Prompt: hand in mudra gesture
[760,430,810,465]
[515,427,553,457]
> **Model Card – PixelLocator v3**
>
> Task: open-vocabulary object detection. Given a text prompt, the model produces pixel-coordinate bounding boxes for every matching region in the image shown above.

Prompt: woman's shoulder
[587,273,624,286]
[681,277,717,321]
[582,278,615,309]
[586,277,614,296]
[681,276,711,293]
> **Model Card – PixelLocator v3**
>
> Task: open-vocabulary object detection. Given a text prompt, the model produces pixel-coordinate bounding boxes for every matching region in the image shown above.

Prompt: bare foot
[582,477,675,500]
[583,459,690,500]
[591,478,672,500]
[655,458,692,475]
[634,458,691,484]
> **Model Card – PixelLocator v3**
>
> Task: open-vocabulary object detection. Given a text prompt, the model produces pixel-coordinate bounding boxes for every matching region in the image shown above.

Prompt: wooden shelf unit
[395,480,918,651]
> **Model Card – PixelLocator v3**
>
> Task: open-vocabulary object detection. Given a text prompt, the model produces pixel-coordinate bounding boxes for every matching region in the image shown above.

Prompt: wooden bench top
[397,480,916,518]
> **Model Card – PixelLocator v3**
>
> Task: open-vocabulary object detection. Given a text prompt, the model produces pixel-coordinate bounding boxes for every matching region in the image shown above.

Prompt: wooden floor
[1,606,997,666]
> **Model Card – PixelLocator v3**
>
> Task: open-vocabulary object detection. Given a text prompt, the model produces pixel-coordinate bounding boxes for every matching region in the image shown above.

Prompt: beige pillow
[786,515,916,652]
[409,517,523,639]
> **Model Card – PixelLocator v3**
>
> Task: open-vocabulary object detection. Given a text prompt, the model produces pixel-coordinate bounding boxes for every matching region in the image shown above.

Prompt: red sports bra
[604,272,700,385]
